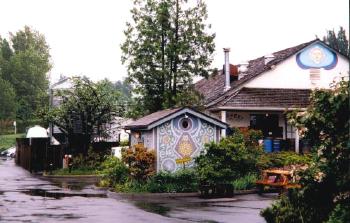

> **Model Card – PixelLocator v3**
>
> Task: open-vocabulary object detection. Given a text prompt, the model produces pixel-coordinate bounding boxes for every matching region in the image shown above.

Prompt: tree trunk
[171,0,180,106]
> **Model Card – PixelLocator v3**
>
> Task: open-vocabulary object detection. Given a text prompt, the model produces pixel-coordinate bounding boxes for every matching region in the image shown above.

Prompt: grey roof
[195,39,331,108]
[215,88,311,109]
[124,107,227,130]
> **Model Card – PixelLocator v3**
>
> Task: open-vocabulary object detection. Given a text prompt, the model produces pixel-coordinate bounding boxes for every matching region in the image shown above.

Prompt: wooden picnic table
[256,169,301,194]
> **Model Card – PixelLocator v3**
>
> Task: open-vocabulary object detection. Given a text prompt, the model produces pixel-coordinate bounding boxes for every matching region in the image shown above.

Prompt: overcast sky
[0,0,348,83]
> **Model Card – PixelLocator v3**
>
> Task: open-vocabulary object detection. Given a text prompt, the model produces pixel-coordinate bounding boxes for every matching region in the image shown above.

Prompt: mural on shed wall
[130,130,153,149]
[157,114,216,172]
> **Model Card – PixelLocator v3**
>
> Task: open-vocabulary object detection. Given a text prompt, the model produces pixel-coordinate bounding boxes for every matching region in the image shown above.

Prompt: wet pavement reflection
[0,158,186,223]
[0,158,275,223]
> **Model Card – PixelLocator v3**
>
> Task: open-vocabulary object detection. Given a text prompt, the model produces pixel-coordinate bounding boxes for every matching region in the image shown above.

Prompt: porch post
[295,129,300,153]
[221,110,227,138]
[283,114,287,140]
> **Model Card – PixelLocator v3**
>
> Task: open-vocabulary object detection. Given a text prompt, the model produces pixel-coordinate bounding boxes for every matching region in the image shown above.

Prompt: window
[180,118,192,131]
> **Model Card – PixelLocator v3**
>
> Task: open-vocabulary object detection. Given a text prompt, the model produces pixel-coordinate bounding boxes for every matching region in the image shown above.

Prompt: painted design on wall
[176,134,196,157]
[158,114,216,172]
[130,130,153,149]
[296,43,337,70]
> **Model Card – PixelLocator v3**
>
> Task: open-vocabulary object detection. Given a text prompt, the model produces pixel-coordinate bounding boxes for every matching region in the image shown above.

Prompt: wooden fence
[15,138,64,173]
[15,137,117,173]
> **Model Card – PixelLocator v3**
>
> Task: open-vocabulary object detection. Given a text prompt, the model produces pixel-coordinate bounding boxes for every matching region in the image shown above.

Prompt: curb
[108,190,199,199]
[42,174,101,178]
[40,174,102,183]
[234,189,258,195]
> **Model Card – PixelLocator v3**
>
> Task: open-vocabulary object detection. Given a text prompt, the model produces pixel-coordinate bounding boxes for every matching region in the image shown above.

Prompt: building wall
[244,47,348,89]
[224,111,286,138]
[156,114,217,172]
[130,129,154,149]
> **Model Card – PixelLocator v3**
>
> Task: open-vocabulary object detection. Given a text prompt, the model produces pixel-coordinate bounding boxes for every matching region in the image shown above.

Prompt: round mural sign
[161,158,176,172]
[296,43,337,70]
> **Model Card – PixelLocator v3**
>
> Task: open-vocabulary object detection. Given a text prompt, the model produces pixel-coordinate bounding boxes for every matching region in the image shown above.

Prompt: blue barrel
[264,139,273,153]
[273,139,281,152]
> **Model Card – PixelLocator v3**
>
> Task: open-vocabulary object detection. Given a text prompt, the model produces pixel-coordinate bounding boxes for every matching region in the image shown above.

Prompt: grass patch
[0,134,24,152]
[50,168,99,176]
[232,173,258,191]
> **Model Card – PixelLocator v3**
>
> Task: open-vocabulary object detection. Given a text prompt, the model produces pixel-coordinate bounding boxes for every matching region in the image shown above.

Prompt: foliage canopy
[262,79,350,223]
[121,0,215,115]
[0,26,51,123]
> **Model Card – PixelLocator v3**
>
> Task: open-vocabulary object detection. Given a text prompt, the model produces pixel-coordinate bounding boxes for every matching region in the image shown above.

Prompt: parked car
[0,146,16,158]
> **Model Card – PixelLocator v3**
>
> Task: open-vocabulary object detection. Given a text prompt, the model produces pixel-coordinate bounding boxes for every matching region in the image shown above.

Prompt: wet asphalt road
[0,158,275,223]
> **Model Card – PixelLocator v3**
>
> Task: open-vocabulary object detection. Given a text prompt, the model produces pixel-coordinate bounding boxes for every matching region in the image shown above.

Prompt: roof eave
[209,106,307,112]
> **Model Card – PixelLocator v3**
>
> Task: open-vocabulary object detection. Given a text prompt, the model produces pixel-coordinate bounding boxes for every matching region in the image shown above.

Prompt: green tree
[261,79,350,223]
[322,26,350,58]
[114,79,132,99]
[0,77,16,120]
[113,79,134,117]
[0,26,51,123]
[121,0,215,114]
[41,77,123,152]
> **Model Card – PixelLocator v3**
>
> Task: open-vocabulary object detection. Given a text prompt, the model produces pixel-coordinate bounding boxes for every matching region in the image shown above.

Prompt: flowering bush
[122,144,156,182]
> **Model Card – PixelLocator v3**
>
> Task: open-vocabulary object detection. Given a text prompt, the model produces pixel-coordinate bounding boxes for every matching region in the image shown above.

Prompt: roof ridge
[203,39,321,108]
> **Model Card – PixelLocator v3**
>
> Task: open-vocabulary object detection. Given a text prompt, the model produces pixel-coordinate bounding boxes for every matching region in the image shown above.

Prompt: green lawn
[0,134,24,152]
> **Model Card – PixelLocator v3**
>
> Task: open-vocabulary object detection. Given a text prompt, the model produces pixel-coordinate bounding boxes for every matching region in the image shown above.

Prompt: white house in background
[195,39,349,153]
[97,117,132,142]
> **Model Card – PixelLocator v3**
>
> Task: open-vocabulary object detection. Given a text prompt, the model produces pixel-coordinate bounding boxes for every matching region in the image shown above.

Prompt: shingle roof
[195,39,319,107]
[124,108,182,129]
[124,107,228,130]
[216,88,311,109]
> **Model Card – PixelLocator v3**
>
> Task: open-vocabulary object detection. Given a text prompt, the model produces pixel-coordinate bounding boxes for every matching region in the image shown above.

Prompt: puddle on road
[31,213,82,220]
[21,188,107,199]
[53,181,86,190]
[135,202,171,216]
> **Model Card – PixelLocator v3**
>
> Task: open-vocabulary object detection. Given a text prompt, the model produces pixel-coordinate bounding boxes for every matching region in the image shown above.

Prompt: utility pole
[49,88,53,145]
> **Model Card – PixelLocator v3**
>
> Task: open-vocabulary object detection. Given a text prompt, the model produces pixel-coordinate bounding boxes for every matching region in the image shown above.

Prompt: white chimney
[238,61,249,80]
[264,54,275,65]
[223,48,231,91]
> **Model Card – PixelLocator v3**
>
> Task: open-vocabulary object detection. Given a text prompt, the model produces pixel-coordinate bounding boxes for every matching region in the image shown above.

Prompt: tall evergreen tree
[322,26,349,58]
[121,0,215,115]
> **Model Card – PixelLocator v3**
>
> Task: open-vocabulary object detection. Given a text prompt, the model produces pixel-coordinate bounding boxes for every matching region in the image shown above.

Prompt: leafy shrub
[122,144,156,182]
[147,169,198,193]
[238,127,263,147]
[196,129,262,186]
[261,193,303,223]
[112,168,198,193]
[232,173,258,191]
[114,180,148,193]
[72,147,105,170]
[119,140,129,146]
[257,151,312,170]
[327,203,350,223]
[99,156,129,187]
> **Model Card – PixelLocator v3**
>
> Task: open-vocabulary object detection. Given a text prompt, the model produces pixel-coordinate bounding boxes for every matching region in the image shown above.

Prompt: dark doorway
[250,114,282,138]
